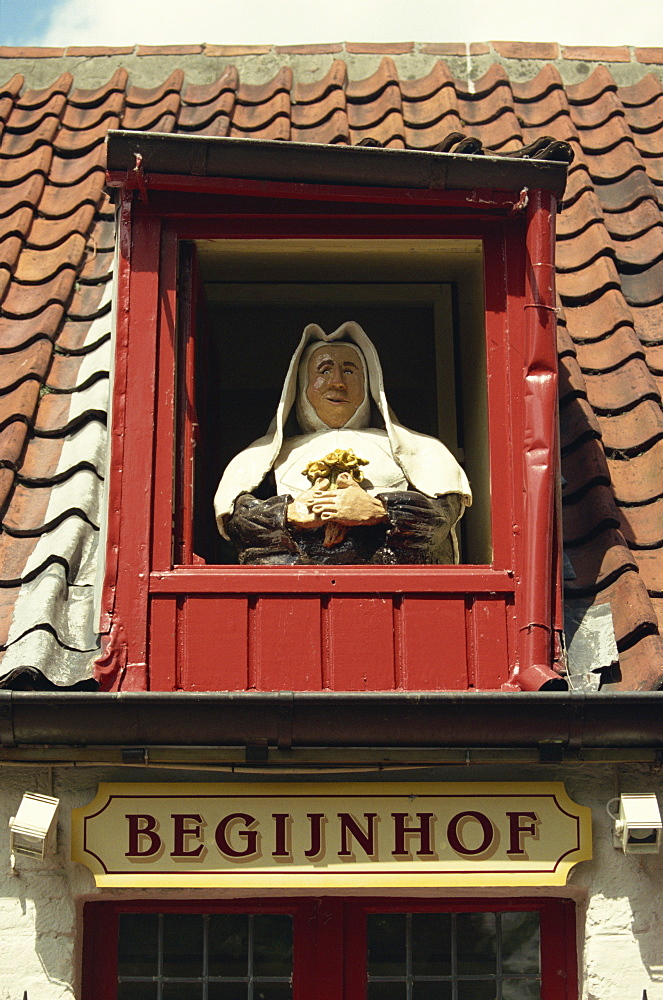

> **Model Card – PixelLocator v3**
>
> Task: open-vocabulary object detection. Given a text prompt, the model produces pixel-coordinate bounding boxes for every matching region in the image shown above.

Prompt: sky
[0,0,661,49]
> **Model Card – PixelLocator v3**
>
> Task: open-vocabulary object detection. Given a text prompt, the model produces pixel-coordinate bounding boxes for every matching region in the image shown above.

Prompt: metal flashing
[105,130,572,197]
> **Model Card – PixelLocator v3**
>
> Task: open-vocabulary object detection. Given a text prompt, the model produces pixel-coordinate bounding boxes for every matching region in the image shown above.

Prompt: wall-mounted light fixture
[8,792,60,862]
[608,793,662,854]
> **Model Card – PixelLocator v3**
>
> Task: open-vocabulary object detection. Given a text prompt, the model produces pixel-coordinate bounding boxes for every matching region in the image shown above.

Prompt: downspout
[508,188,565,691]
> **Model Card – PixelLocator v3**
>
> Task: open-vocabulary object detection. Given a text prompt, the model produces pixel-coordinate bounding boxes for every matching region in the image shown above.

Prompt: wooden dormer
[101,130,571,693]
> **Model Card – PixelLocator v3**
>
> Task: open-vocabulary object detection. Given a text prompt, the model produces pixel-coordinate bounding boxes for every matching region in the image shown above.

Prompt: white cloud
[38,0,663,49]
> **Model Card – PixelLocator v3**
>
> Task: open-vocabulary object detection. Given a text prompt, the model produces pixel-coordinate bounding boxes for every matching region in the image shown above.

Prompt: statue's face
[306,344,365,428]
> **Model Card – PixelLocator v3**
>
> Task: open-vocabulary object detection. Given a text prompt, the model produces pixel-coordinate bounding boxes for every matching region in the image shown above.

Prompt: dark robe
[226,477,463,565]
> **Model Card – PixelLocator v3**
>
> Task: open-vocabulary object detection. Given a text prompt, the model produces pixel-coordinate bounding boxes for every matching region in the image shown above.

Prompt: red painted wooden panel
[179,595,249,691]
[398,595,468,690]
[148,595,177,690]
[468,594,510,690]
[326,596,395,690]
[251,596,323,691]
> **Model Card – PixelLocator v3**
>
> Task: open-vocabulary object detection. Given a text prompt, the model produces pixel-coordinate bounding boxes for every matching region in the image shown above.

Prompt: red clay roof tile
[634,48,663,65]
[566,65,617,105]
[68,69,129,108]
[0,117,60,157]
[16,73,72,109]
[608,438,663,505]
[177,97,234,132]
[562,45,630,63]
[618,74,663,109]
[181,67,238,106]
[0,205,34,243]
[122,94,178,132]
[0,174,46,217]
[0,74,24,100]
[0,303,64,350]
[0,339,53,392]
[25,206,96,249]
[1,269,76,318]
[0,53,661,692]
[38,177,106,219]
[292,61,347,106]
[4,94,66,133]
[345,58,397,101]
[61,92,124,130]
[125,69,184,107]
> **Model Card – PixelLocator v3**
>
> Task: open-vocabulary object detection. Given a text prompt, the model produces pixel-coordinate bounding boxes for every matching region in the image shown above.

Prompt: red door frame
[98,176,561,694]
[82,895,577,1000]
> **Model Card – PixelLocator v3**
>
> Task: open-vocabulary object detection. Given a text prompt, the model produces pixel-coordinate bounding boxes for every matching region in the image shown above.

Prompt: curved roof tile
[0,52,659,691]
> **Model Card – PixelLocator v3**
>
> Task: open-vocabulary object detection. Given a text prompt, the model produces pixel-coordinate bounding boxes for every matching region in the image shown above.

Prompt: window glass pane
[118,913,159,977]
[458,982,498,1000]
[208,986,248,1000]
[368,914,407,977]
[456,913,497,976]
[501,913,540,975]
[162,914,204,978]
[252,915,293,977]
[162,985,203,1000]
[413,984,453,1000]
[208,914,249,978]
[252,985,292,1000]
[412,913,452,977]
[118,984,157,1000]
[368,984,406,1000]
[501,979,541,1000]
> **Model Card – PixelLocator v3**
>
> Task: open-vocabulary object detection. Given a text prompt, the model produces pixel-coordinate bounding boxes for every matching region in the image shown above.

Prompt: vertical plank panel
[470,594,510,690]
[148,596,177,691]
[400,595,468,689]
[253,596,322,691]
[327,595,394,690]
[180,595,249,691]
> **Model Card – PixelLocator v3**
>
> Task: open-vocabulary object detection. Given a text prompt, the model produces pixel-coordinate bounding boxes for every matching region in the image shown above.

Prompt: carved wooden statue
[214,322,471,564]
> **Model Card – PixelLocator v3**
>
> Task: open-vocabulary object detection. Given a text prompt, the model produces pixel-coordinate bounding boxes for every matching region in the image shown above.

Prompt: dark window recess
[117,912,293,1000]
[367,911,541,1000]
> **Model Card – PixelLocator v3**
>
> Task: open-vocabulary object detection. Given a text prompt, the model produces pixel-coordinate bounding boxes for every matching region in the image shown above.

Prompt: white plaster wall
[0,762,661,1000]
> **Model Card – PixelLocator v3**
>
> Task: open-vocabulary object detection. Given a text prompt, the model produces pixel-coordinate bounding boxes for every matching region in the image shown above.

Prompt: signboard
[71,781,592,888]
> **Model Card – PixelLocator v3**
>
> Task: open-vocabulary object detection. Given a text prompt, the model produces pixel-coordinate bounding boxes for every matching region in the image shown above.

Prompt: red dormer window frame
[100,134,565,696]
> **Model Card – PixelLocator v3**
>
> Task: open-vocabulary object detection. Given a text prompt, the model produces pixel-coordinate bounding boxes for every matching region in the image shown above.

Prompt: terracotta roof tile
[607,438,663,505]
[604,196,661,238]
[121,94,178,132]
[618,73,663,108]
[594,169,659,212]
[0,74,24,100]
[4,94,66,133]
[181,67,238,106]
[125,69,184,108]
[48,144,106,185]
[0,117,60,158]
[0,303,64,351]
[0,53,660,691]
[13,234,86,284]
[0,269,76,318]
[61,92,124,131]
[177,97,234,134]
[0,339,52,393]
[68,69,128,109]
[16,73,72,109]
[38,176,105,219]
[0,173,46,216]
[25,206,96,249]
[566,65,617,106]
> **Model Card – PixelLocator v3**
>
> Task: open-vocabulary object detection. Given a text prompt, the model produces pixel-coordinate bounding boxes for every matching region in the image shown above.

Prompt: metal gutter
[105,130,571,199]
[1,691,662,750]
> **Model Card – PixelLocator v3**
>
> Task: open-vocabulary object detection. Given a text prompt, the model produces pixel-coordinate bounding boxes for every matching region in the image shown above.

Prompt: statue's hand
[310,473,388,527]
[287,478,329,529]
